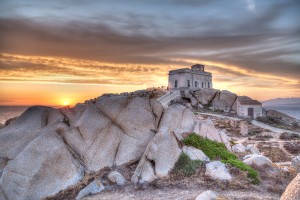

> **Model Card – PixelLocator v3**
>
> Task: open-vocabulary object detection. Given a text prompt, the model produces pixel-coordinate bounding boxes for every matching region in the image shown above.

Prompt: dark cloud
[0,0,299,82]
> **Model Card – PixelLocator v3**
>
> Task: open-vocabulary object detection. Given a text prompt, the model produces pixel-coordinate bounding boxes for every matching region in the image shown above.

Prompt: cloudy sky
[0,0,299,105]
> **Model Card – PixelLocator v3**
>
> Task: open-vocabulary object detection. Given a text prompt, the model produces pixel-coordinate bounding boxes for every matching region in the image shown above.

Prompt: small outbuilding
[168,64,212,90]
[237,96,262,119]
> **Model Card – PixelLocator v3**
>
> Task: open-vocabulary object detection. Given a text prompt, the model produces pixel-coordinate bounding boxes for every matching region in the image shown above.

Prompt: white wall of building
[168,72,212,90]
[237,102,262,119]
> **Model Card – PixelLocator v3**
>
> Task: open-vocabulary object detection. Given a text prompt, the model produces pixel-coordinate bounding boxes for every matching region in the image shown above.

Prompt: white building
[168,64,212,90]
[237,96,263,119]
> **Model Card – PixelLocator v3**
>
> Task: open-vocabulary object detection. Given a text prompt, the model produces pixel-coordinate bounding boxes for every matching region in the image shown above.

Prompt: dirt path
[83,187,280,200]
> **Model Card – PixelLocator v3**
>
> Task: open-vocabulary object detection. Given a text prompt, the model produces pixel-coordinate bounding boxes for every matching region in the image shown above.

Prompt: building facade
[168,64,212,90]
[237,96,263,119]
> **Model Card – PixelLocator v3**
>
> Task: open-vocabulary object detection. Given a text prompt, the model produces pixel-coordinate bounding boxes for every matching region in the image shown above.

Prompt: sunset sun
[63,101,70,106]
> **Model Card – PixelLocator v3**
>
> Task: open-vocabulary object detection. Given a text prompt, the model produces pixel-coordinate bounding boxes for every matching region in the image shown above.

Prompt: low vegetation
[173,153,202,177]
[183,133,260,184]
[279,132,300,140]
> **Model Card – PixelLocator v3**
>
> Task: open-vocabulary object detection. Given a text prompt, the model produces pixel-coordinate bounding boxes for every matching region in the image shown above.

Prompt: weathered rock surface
[198,119,232,151]
[211,90,237,112]
[195,190,218,200]
[291,156,300,172]
[0,131,84,200]
[232,143,246,153]
[182,146,210,162]
[205,161,232,181]
[0,106,64,160]
[108,171,126,186]
[192,89,219,105]
[243,154,272,166]
[76,179,105,200]
[0,95,229,200]
[62,96,164,171]
[281,173,300,200]
[132,104,199,183]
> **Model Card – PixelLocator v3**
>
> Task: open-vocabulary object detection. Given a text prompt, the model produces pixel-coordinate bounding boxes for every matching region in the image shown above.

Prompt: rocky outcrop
[195,190,218,200]
[0,94,228,200]
[281,173,300,200]
[205,161,232,181]
[266,110,300,126]
[131,104,199,183]
[0,106,64,161]
[0,131,84,200]
[210,90,237,112]
[61,96,164,172]
[192,88,219,105]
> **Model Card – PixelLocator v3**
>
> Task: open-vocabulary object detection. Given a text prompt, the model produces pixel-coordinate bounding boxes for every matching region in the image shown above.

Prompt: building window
[202,82,204,88]
[187,80,190,87]
[208,82,210,88]
[175,80,178,88]
[195,81,198,87]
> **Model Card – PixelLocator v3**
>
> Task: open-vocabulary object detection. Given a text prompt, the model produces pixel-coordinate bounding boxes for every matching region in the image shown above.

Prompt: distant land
[262,97,300,106]
[262,97,300,120]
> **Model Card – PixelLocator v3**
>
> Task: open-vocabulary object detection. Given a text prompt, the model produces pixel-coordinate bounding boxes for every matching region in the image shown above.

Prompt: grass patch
[173,153,202,177]
[183,133,260,184]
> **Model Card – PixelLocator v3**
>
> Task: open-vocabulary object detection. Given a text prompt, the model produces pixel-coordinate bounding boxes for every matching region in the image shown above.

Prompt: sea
[0,106,29,124]
[263,104,300,120]
[0,104,300,125]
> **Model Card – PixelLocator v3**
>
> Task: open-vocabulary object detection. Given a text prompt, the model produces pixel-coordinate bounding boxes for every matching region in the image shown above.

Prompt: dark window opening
[202,82,204,88]
[187,80,190,87]
[195,81,198,87]
[175,80,178,88]
[208,82,210,88]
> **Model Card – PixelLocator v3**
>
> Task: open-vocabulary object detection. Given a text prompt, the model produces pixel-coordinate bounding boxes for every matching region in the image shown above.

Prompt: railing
[157,90,181,108]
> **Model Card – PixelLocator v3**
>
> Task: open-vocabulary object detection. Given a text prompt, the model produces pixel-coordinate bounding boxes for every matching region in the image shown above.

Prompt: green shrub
[222,159,260,184]
[183,133,237,160]
[173,153,202,177]
[183,133,260,184]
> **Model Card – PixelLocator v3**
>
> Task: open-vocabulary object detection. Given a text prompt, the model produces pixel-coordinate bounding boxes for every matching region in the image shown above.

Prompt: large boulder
[195,190,218,200]
[0,106,64,160]
[243,154,272,166]
[192,89,219,105]
[131,104,199,183]
[182,146,210,162]
[0,131,84,200]
[62,96,164,171]
[197,119,232,151]
[205,161,232,181]
[211,90,237,112]
[281,173,300,200]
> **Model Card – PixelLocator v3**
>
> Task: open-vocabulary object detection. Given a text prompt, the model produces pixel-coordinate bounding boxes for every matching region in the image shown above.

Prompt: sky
[0,0,299,106]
